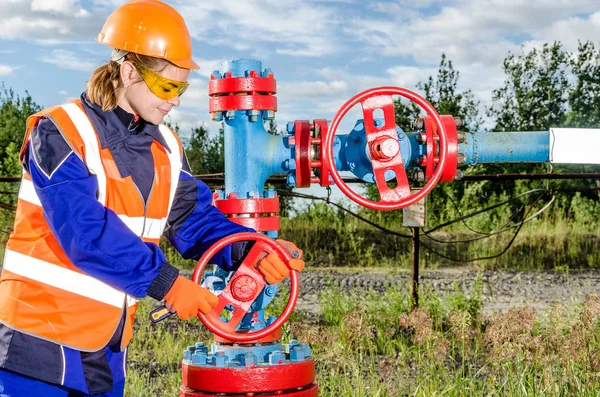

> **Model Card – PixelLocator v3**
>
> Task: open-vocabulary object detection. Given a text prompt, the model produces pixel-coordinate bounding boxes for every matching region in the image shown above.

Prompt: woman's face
[120,61,190,125]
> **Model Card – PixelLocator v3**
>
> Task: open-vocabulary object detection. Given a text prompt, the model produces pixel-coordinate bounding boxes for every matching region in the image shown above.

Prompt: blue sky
[2,0,600,139]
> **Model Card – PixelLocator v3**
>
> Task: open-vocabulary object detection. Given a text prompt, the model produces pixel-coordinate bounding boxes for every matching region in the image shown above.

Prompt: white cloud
[165,108,208,138]
[0,65,15,76]
[533,12,600,52]
[176,0,342,57]
[41,49,99,71]
[31,0,90,17]
[180,78,209,109]
[386,65,436,89]
[345,0,600,66]
[192,59,226,78]
[278,80,350,99]
[0,0,103,42]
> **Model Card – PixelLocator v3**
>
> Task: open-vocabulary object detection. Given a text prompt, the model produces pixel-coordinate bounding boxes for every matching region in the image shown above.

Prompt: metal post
[403,188,425,310]
[411,226,419,309]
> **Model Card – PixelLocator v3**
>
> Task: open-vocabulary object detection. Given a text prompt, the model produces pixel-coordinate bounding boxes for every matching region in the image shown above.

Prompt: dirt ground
[285,267,600,317]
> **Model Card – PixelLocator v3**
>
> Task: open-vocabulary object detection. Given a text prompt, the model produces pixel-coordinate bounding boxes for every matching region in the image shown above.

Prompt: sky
[1,0,599,206]
[2,0,600,135]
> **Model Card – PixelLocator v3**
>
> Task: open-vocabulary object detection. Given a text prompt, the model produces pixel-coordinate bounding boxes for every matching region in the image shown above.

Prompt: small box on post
[402,188,427,228]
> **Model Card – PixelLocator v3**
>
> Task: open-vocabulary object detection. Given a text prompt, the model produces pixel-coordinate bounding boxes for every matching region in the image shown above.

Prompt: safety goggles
[134,62,189,101]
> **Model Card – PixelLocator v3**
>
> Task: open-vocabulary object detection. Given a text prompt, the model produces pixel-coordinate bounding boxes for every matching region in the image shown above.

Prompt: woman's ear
[120,61,136,88]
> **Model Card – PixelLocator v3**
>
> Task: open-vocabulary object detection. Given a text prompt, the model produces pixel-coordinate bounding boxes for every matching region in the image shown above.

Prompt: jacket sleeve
[163,154,255,271]
[25,118,179,300]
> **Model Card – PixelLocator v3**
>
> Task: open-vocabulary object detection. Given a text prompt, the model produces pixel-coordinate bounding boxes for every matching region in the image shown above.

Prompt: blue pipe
[460,131,550,164]
[213,59,291,332]
[217,59,290,198]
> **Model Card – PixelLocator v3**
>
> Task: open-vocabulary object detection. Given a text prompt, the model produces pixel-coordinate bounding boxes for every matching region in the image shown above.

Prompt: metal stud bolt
[412,118,424,130]
[211,112,223,122]
[263,110,276,120]
[248,110,260,123]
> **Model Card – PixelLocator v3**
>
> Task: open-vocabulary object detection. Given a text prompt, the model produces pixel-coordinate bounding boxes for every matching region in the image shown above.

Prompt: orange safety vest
[0,100,182,352]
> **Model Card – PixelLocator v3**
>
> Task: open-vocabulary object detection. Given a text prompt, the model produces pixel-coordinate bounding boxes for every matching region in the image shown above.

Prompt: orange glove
[163,275,219,320]
[257,239,305,285]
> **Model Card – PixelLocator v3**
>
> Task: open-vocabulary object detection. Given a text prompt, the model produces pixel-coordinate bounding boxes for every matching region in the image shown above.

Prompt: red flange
[181,358,316,394]
[323,86,448,210]
[438,115,458,183]
[208,70,277,112]
[419,115,458,183]
[314,119,331,187]
[289,119,332,188]
[192,233,299,343]
[208,95,277,112]
[208,72,276,96]
[181,383,318,397]
[215,196,280,232]
[292,120,313,188]
[215,197,279,213]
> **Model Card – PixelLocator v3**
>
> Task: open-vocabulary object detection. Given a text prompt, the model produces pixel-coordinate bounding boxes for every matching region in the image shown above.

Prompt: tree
[417,53,482,130]
[392,54,482,132]
[0,85,42,234]
[0,85,41,176]
[184,124,225,175]
[566,41,600,128]
[488,42,569,132]
[477,43,570,216]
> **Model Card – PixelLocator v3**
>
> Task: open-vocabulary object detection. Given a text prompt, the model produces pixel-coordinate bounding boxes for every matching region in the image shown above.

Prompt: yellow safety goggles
[134,63,189,101]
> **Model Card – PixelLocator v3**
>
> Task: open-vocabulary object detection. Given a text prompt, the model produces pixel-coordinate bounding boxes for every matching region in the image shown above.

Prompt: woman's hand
[256,239,305,285]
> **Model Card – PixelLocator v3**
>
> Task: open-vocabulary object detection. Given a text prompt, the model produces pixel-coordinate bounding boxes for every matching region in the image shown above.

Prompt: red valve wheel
[324,86,448,210]
[192,232,299,343]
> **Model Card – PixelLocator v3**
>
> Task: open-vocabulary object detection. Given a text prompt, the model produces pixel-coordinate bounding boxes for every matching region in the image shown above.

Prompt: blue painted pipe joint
[341,119,417,183]
[182,340,313,368]
[284,120,552,184]
[215,59,291,198]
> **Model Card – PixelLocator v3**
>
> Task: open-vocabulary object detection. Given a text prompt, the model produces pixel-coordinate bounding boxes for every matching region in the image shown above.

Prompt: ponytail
[86,60,122,112]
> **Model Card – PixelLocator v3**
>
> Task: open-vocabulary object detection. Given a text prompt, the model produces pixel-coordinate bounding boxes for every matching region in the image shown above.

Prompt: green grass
[275,205,600,271]
[126,282,600,396]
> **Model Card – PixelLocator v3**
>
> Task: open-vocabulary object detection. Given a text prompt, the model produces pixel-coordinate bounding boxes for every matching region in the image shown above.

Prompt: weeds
[125,280,600,396]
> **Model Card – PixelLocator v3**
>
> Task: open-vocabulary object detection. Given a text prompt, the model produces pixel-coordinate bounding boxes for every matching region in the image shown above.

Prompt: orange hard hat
[97,0,199,70]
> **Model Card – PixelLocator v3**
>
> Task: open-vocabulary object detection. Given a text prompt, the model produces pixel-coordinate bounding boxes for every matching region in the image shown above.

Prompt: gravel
[284,267,600,317]
[181,266,600,317]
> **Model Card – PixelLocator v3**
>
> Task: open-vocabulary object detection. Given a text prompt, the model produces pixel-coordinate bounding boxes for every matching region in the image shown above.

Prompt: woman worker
[0,1,303,396]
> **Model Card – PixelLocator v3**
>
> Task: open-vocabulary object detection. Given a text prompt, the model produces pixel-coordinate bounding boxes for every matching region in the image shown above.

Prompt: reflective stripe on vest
[159,124,183,215]
[3,250,127,308]
[18,177,41,206]
[117,215,168,241]
[61,103,107,206]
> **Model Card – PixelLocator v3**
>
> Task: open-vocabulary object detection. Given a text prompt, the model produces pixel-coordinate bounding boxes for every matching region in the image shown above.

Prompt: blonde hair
[86,53,170,112]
